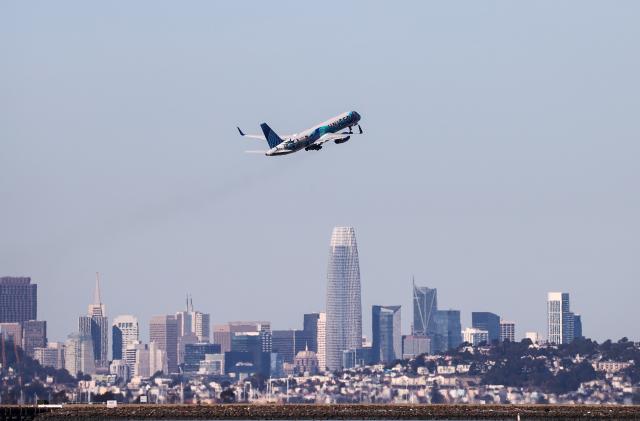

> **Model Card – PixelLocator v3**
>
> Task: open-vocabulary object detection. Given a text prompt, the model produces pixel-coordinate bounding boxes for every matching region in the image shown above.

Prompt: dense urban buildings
[371,305,401,363]
[325,226,362,371]
[0,277,37,323]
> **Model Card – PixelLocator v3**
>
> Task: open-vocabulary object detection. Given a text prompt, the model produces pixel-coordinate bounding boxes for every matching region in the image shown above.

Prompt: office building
[33,342,65,369]
[412,280,437,336]
[402,335,430,359]
[471,312,500,343]
[302,313,320,352]
[462,327,489,346]
[371,305,402,363]
[176,296,211,342]
[183,342,221,372]
[547,292,575,344]
[574,314,583,339]
[149,315,178,373]
[0,277,37,323]
[326,226,362,371]
[213,321,271,353]
[432,310,462,353]
[316,312,326,371]
[499,320,515,342]
[22,320,47,357]
[79,274,109,369]
[198,353,225,375]
[64,333,95,376]
[112,315,139,360]
[342,347,372,369]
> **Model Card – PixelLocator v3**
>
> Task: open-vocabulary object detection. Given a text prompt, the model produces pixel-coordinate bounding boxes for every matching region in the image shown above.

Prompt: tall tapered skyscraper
[79,273,108,369]
[325,226,362,371]
[412,280,437,336]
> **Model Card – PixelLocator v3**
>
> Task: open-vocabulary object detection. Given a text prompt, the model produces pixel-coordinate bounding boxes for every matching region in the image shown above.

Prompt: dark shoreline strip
[1,404,639,420]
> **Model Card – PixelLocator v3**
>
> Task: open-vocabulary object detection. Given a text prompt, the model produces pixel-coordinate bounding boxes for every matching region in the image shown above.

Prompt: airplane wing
[237,127,266,140]
[237,127,294,141]
[312,130,361,146]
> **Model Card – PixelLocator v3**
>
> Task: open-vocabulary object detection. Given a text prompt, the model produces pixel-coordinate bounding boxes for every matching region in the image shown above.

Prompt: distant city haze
[1,1,638,343]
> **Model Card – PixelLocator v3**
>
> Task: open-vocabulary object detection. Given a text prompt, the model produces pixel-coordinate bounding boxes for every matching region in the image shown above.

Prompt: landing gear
[305,145,322,151]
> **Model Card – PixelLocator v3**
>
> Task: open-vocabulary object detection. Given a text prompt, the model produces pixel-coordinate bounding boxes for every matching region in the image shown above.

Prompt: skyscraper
[371,305,401,363]
[432,310,462,353]
[112,315,139,360]
[149,315,178,373]
[325,227,362,371]
[79,274,109,369]
[412,280,437,336]
[0,277,37,323]
[472,312,501,343]
[317,312,326,371]
[176,296,211,342]
[547,292,574,344]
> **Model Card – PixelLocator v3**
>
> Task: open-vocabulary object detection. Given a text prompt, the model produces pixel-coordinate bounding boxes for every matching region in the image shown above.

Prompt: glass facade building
[0,277,37,323]
[547,292,574,344]
[371,305,401,363]
[412,281,437,336]
[326,227,362,371]
[471,312,501,342]
[432,310,462,353]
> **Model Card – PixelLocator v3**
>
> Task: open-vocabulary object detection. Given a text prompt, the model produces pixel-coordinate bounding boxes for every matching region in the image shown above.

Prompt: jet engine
[334,136,351,144]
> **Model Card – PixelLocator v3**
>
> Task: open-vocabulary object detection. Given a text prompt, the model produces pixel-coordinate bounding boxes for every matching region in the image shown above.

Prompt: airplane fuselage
[267,111,361,156]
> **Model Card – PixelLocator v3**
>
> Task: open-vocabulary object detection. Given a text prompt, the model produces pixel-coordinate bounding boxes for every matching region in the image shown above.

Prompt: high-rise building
[34,342,65,369]
[271,330,300,364]
[317,312,326,371]
[432,310,462,353]
[471,312,501,343]
[112,315,139,360]
[22,320,47,357]
[462,327,489,346]
[547,292,574,344]
[149,315,178,373]
[499,320,515,342]
[176,296,211,342]
[0,277,37,323]
[573,314,583,339]
[79,274,109,369]
[302,313,320,352]
[325,226,362,371]
[64,333,95,376]
[371,305,402,364]
[412,280,437,336]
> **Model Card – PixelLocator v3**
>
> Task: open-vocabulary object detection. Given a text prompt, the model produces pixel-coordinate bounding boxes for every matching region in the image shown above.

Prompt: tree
[220,388,236,403]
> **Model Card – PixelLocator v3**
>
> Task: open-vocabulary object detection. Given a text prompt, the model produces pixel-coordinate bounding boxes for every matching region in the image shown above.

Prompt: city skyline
[2,2,638,345]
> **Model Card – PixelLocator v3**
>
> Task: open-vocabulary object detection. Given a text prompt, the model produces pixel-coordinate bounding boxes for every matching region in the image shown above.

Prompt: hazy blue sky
[1,1,639,343]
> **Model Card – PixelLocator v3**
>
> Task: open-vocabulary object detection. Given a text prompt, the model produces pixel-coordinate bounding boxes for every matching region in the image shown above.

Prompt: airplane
[237,111,363,156]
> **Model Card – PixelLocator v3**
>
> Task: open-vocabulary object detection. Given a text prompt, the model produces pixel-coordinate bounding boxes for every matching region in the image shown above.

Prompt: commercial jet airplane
[237,111,363,156]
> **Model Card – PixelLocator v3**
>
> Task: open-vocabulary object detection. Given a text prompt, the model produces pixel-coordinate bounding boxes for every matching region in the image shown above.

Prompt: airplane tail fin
[260,123,283,149]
